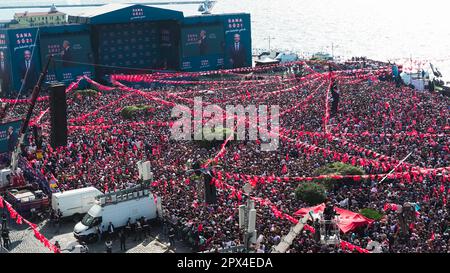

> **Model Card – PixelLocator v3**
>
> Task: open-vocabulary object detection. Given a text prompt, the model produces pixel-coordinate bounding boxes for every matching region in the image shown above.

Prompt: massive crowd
[2,60,449,253]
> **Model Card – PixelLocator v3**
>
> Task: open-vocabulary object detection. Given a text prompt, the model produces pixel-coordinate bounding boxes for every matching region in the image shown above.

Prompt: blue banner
[39,32,95,84]
[8,28,41,94]
[0,119,22,154]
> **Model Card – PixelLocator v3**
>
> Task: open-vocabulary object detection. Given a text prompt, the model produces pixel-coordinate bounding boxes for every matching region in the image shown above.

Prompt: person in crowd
[105,239,113,253]
[2,228,10,250]
[1,212,7,231]
[54,212,61,234]
[96,225,103,242]
[313,218,321,243]
[169,227,176,247]
[54,241,61,251]
[119,230,126,251]
[134,219,142,242]
[79,241,89,253]
[107,222,115,240]
[125,218,132,238]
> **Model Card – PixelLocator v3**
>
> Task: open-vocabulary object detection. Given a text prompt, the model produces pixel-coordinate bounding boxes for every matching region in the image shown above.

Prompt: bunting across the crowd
[0,196,60,253]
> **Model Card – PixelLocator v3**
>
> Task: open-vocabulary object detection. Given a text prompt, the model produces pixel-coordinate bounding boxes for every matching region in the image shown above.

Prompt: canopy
[294,203,374,233]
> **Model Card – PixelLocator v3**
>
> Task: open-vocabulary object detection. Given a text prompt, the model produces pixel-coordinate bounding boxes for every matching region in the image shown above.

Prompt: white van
[73,187,158,242]
[52,187,103,221]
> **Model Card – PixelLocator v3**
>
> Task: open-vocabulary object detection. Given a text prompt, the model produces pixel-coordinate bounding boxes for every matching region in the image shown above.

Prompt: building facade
[13,5,67,28]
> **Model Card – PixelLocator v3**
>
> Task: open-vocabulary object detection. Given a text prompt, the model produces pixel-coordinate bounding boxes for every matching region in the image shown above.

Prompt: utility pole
[332,42,334,59]
[264,36,275,52]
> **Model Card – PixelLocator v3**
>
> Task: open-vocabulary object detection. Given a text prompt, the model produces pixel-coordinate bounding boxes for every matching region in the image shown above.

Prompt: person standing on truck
[105,239,112,253]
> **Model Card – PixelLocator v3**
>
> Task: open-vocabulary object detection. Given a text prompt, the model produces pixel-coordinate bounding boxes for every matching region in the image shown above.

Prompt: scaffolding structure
[318,213,340,245]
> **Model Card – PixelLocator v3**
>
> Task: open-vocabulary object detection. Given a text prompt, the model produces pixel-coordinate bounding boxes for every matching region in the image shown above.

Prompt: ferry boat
[254,50,299,66]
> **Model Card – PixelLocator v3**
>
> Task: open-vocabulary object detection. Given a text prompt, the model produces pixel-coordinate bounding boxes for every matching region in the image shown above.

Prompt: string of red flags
[0,195,60,253]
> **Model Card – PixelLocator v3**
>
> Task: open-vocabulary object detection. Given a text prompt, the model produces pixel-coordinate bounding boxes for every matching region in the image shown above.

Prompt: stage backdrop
[222,14,252,70]
[0,119,22,154]
[157,21,180,70]
[39,31,94,84]
[180,23,225,71]
[0,29,11,97]
[94,21,163,76]
[7,28,41,93]
[180,13,251,71]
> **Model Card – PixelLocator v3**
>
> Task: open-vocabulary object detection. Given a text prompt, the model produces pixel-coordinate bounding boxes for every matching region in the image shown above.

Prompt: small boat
[198,0,216,14]
[254,55,280,66]
[275,51,299,63]
[311,52,333,61]
[254,50,298,66]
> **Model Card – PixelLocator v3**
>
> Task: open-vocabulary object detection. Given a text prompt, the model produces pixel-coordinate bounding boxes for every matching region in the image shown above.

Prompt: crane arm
[10,55,53,172]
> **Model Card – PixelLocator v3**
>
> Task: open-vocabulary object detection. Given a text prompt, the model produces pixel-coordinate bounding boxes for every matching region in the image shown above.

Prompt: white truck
[73,187,159,242]
[52,187,103,221]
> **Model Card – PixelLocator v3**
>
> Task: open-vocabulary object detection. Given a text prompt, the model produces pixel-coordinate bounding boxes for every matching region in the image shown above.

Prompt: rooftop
[68,2,248,19]
[15,11,66,17]
[68,3,131,18]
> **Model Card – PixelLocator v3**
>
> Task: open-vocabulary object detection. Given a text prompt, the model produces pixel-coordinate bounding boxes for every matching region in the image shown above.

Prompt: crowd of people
[2,59,449,253]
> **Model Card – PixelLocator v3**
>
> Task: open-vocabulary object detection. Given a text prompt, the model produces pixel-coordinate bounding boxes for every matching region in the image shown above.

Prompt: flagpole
[378,152,413,184]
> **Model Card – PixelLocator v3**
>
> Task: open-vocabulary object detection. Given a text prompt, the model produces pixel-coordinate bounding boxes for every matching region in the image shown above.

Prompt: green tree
[359,208,383,221]
[313,162,365,190]
[73,89,100,98]
[295,183,327,205]
[120,105,152,119]
[195,127,234,149]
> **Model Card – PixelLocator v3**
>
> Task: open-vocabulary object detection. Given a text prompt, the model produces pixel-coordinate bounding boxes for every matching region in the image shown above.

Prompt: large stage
[0,3,252,96]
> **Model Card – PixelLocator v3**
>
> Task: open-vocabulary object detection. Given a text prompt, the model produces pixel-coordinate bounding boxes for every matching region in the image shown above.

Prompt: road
[2,216,192,253]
